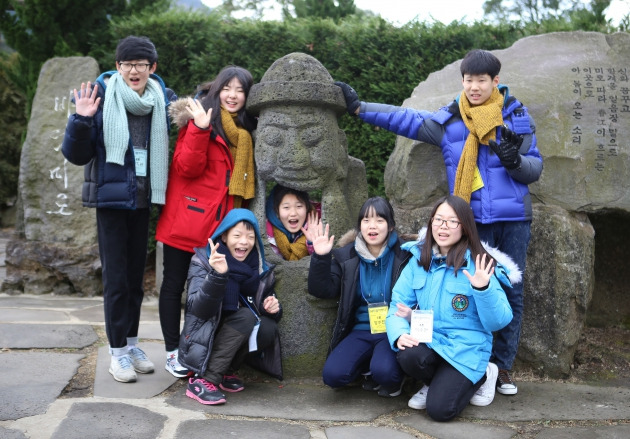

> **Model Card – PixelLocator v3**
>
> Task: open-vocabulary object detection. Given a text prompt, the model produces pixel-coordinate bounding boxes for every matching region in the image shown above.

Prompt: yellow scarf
[454,87,504,203]
[273,226,310,261]
[221,107,255,204]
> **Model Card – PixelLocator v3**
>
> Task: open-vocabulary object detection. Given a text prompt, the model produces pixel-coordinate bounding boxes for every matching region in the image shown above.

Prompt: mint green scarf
[103,73,169,204]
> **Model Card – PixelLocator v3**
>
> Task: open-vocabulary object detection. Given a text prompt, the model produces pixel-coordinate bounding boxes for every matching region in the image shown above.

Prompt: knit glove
[488,127,523,170]
[334,81,360,116]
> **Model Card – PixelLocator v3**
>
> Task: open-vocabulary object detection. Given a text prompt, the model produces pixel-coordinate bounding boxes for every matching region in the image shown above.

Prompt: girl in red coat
[155,66,256,377]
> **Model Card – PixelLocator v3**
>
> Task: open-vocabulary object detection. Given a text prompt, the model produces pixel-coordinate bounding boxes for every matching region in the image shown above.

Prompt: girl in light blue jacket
[386,195,518,422]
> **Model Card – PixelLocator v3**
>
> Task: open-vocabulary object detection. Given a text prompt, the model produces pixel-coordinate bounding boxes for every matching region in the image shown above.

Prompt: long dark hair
[419,195,487,274]
[196,65,256,146]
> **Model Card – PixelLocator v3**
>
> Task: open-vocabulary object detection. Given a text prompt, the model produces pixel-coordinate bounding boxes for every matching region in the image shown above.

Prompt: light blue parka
[386,239,517,384]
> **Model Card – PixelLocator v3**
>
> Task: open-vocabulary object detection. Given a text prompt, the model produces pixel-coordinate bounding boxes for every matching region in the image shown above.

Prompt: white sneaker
[128,347,155,374]
[109,355,137,383]
[165,350,190,378]
[470,362,498,406]
[408,385,429,410]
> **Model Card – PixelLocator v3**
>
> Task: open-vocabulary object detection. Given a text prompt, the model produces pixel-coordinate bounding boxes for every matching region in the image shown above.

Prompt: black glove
[488,127,523,170]
[334,81,360,116]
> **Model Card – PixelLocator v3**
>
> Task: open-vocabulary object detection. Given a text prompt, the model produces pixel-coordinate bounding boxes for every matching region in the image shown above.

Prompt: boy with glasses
[62,35,177,383]
[336,49,543,396]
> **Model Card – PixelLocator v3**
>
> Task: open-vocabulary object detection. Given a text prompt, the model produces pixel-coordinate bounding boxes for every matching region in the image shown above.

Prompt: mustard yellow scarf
[221,107,255,207]
[272,226,310,261]
[454,87,504,203]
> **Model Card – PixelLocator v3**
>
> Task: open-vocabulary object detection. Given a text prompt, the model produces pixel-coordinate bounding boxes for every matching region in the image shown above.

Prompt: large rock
[385,31,630,212]
[2,57,101,295]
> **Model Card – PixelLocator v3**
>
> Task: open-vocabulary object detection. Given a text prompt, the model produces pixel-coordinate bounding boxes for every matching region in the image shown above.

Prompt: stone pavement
[1,234,629,438]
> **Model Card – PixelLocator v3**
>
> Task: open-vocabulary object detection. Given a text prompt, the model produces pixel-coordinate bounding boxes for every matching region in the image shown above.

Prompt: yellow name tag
[471,166,484,192]
[368,302,388,334]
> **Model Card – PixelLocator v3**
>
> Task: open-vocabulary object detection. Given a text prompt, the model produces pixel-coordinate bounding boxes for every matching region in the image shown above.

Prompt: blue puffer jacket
[360,85,543,223]
[61,71,176,209]
[386,239,517,384]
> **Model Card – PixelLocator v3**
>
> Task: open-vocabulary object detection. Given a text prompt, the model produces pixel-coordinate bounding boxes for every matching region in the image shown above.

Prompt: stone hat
[247,52,346,115]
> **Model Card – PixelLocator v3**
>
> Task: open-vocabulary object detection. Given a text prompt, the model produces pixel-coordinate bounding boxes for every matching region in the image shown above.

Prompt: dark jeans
[159,243,194,351]
[204,307,277,384]
[476,220,531,371]
[96,207,150,349]
[397,344,484,422]
[322,330,403,390]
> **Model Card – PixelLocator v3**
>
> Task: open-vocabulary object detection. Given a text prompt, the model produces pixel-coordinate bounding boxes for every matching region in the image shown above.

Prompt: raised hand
[186,97,212,129]
[463,253,495,290]
[207,238,228,274]
[488,127,523,170]
[310,218,334,256]
[73,82,101,117]
[301,210,320,243]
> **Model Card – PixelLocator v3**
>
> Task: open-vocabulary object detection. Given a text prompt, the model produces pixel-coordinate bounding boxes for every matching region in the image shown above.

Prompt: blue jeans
[476,220,531,371]
[322,330,403,390]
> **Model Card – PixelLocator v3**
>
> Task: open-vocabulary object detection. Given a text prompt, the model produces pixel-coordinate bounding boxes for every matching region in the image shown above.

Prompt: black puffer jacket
[178,246,283,379]
[307,230,412,353]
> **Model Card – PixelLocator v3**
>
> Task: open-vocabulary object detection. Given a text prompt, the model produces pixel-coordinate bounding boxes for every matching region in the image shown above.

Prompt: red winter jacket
[156,102,235,252]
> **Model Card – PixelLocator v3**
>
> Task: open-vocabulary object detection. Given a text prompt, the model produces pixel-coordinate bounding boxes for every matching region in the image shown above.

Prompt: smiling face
[462,73,499,106]
[222,221,256,262]
[278,193,308,234]
[431,202,463,255]
[116,59,156,96]
[220,77,246,113]
[360,207,391,257]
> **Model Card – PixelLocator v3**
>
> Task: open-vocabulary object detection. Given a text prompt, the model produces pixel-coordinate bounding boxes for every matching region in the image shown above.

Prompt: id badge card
[471,166,484,192]
[134,148,148,177]
[368,302,388,334]
[410,309,434,343]
[248,321,260,352]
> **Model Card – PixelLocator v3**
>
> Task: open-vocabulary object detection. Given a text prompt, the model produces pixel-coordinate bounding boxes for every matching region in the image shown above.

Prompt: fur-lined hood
[169,97,195,129]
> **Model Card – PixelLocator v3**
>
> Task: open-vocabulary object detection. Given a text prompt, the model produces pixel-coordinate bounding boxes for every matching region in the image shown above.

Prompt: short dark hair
[115,36,158,65]
[460,49,501,79]
[419,195,488,274]
[273,185,312,215]
[357,197,396,232]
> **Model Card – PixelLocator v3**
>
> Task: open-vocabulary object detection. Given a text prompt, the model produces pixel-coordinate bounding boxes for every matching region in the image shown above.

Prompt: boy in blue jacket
[62,36,176,383]
[336,49,542,396]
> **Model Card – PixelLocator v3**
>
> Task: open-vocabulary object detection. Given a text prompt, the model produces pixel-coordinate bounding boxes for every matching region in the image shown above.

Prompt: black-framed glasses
[119,62,152,73]
[431,217,461,229]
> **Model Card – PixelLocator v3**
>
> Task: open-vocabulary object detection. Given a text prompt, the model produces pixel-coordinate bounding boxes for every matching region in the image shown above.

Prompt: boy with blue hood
[178,209,283,405]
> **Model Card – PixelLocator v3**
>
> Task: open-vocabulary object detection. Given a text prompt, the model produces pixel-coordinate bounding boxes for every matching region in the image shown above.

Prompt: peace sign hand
[208,238,228,274]
[186,97,212,129]
[463,253,495,290]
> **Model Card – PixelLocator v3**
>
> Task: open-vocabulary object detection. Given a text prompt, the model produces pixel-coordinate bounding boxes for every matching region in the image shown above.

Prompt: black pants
[397,344,485,422]
[159,243,194,351]
[203,307,277,384]
[96,207,150,349]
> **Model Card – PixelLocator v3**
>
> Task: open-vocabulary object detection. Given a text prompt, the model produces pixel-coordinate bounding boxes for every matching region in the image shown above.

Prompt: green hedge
[97,11,522,196]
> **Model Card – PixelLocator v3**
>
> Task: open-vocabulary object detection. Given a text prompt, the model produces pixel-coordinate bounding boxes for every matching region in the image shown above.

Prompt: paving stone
[168,381,408,421]
[534,424,630,438]
[0,323,97,348]
[0,352,83,421]
[93,343,177,399]
[395,412,515,439]
[326,425,418,438]
[176,418,311,438]
[50,402,166,439]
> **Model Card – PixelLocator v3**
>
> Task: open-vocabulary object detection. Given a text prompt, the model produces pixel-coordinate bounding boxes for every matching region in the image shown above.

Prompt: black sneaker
[361,374,381,391]
[186,377,227,405]
[377,382,403,397]
[220,374,245,393]
[496,369,518,395]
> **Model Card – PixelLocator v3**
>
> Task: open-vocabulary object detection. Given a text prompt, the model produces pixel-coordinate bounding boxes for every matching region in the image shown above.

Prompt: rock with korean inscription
[385,31,630,213]
[2,57,101,296]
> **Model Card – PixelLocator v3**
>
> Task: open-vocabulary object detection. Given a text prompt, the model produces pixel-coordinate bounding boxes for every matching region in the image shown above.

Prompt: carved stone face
[255,106,348,191]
